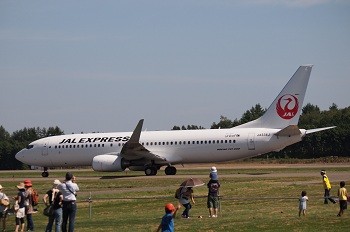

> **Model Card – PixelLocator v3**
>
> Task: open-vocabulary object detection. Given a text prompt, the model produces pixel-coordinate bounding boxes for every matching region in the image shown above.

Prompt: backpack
[174,187,182,199]
[209,182,219,193]
[31,188,39,206]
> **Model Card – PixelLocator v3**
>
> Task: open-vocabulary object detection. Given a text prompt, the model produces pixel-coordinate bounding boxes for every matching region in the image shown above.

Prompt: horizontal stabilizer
[275,125,301,136]
[306,126,336,135]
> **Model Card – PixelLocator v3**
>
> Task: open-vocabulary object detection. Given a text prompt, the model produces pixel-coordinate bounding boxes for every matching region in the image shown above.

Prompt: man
[58,172,79,232]
[0,185,9,232]
[320,170,336,204]
[207,178,220,218]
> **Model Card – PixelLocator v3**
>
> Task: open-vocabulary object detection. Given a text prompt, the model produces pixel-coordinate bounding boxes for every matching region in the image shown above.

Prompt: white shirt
[58,180,79,201]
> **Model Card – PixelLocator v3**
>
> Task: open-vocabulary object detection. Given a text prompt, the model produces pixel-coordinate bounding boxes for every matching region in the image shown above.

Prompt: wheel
[145,167,157,176]
[42,171,49,177]
[165,166,177,175]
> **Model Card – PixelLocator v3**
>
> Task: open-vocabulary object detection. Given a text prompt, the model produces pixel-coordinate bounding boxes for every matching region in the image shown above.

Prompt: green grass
[1,165,349,231]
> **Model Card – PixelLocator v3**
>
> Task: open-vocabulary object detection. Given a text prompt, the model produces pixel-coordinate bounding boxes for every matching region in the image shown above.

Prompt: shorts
[339,200,347,210]
[207,195,219,209]
[16,207,25,218]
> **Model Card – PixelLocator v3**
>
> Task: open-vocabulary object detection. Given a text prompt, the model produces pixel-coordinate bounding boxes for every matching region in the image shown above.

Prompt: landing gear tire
[42,171,49,177]
[165,166,177,175]
[145,166,157,176]
[42,167,49,177]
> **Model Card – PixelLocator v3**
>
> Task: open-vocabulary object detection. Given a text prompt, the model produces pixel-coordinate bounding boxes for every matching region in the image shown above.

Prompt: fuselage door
[248,133,255,150]
[42,141,49,156]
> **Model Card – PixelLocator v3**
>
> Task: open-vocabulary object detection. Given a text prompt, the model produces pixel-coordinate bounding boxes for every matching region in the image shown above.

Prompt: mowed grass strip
[0,164,349,231]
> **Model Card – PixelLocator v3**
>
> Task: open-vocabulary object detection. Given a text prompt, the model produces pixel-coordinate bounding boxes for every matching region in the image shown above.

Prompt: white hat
[0,185,3,189]
[211,166,217,172]
[53,179,61,185]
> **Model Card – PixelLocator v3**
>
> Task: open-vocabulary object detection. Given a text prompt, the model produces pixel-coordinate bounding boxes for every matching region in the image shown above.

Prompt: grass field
[1,163,349,232]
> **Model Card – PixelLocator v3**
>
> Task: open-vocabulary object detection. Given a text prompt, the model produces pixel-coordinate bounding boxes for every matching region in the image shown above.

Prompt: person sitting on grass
[156,203,181,232]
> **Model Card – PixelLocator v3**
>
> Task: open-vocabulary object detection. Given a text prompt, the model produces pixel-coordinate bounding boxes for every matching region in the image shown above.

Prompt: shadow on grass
[100,175,140,179]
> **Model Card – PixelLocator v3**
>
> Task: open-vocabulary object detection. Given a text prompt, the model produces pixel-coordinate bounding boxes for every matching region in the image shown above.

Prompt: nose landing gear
[42,167,49,177]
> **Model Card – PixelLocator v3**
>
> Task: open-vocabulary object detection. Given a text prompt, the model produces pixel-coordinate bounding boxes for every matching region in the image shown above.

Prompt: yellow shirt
[338,187,348,201]
[322,175,331,189]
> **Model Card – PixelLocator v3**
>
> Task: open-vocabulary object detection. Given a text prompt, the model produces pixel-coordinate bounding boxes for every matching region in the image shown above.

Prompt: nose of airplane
[15,149,26,163]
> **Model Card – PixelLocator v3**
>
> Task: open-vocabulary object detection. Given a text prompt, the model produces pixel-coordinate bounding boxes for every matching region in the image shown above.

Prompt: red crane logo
[276,94,299,120]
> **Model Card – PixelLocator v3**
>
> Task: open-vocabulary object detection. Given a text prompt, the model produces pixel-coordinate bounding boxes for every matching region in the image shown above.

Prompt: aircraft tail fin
[236,65,313,129]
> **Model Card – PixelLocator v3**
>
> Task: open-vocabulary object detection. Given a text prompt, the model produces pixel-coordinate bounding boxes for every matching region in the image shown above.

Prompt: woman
[43,179,63,232]
[178,187,195,218]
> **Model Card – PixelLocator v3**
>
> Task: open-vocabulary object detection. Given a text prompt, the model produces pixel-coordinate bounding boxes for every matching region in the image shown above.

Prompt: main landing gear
[144,165,177,176]
[42,167,49,177]
[165,166,177,175]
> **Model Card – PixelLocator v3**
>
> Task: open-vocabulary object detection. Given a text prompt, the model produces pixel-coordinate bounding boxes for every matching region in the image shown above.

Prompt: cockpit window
[26,145,34,149]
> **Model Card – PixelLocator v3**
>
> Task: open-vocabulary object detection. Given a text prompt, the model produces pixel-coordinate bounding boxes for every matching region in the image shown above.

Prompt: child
[337,181,348,217]
[14,183,26,232]
[156,203,181,232]
[298,190,308,217]
[209,166,218,181]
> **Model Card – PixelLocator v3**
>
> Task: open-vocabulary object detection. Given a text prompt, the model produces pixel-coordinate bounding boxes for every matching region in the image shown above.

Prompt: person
[320,170,336,204]
[0,185,9,232]
[298,190,308,217]
[24,179,35,231]
[43,179,63,232]
[14,183,26,232]
[156,203,181,232]
[207,178,220,218]
[178,187,195,218]
[209,166,218,181]
[337,181,348,217]
[58,172,79,232]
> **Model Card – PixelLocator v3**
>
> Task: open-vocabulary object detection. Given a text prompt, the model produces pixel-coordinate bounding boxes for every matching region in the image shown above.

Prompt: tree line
[1,103,349,170]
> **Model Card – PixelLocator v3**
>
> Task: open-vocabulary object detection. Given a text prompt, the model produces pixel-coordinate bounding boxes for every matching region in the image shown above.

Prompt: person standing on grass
[320,170,336,204]
[298,190,308,217]
[58,172,79,232]
[156,203,181,232]
[207,178,220,218]
[0,185,9,232]
[337,181,347,217]
[43,179,63,232]
[24,179,35,231]
[178,187,195,218]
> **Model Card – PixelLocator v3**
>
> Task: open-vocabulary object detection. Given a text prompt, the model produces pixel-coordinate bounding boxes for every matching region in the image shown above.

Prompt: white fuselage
[15,127,305,168]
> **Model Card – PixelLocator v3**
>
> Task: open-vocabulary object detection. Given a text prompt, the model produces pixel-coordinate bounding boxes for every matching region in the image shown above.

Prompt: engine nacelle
[92,154,126,172]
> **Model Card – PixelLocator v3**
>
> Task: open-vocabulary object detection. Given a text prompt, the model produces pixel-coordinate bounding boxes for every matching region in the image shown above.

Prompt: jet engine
[92,154,128,172]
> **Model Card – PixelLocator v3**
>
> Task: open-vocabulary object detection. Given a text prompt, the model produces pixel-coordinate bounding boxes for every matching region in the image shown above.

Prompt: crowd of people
[159,168,348,232]
[0,172,79,232]
[0,168,347,232]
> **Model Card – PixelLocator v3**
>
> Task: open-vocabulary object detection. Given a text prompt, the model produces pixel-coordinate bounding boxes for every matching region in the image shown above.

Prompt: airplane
[15,65,335,177]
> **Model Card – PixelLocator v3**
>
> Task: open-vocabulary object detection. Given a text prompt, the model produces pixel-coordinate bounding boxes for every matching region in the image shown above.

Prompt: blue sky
[1,0,349,134]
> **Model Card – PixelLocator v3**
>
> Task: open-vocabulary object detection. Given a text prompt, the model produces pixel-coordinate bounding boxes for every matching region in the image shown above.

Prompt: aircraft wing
[120,119,167,161]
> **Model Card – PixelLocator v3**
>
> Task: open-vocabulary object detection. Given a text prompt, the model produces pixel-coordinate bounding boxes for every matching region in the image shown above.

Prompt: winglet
[128,119,144,143]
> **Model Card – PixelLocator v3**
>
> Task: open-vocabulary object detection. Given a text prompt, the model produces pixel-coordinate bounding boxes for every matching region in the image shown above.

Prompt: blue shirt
[161,213,174,232]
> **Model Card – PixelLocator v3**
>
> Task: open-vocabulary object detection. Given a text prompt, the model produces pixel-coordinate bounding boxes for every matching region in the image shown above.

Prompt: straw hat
[53,179,61,185]
[0,185,3,190]
[17,183,25,190]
